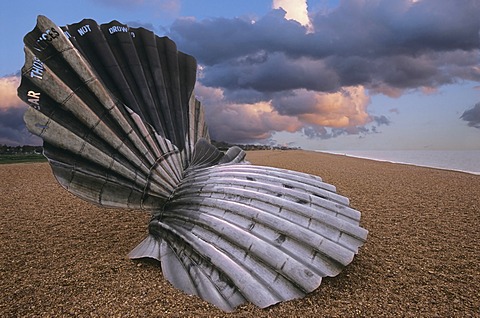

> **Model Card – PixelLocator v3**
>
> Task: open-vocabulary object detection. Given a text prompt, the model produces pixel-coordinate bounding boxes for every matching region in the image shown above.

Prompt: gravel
[1,150,479,317]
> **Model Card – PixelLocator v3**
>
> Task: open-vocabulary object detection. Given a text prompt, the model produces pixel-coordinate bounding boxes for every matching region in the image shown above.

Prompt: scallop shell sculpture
[17,16,368,312]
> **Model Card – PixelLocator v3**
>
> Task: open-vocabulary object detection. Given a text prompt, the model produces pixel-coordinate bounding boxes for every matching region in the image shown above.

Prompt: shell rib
[17,16,368,312]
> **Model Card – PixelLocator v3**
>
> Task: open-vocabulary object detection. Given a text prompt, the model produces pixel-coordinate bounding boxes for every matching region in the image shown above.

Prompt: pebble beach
[1,150,479,317]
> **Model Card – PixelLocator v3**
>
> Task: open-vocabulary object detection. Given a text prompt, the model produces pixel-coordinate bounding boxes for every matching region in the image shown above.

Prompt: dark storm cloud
[170,0,480,95]
[309,0,480,56]
[202,52,339,95]
[0,75,41,146]
[195,83,302,144]
[166,0,480,143]
[373,115,391,126]
[460,103,480,129]
[0,106,40,146]
[4,1,479,147]
[272,89,319,117]
[302,125,372,140]
[302,125,329,139]
[0,107,25,130]
[170,9,309,65]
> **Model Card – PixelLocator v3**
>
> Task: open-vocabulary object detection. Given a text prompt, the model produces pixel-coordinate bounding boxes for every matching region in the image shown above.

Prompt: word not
[77,24,92,36]
[30,56,44,80]
[27,91,41,110]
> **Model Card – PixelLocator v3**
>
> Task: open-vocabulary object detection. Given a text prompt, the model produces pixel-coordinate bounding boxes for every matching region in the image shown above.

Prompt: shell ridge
[18,15,368,312]
[150,219,284,308]
[19,16,187,208]
[146,163,367,309]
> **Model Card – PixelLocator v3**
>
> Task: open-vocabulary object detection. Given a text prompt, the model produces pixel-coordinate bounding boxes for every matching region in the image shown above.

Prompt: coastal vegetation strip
[0,154,47,164]
[0,145,46,164]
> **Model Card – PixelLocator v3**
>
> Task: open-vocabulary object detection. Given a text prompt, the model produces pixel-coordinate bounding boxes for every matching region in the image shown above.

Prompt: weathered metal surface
[17,16,368,312]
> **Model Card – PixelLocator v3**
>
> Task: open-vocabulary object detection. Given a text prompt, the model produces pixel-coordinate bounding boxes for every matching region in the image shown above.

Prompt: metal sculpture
[17,16,368,311]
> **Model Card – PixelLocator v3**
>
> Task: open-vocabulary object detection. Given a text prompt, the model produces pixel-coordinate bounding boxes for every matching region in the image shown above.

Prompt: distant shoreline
[317,149,480,176]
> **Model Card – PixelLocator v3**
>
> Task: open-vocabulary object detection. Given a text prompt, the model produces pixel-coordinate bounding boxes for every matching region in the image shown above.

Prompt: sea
[318,150,480,176]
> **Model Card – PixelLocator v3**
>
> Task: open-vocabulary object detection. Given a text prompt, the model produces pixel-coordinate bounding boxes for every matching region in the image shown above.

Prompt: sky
[1,0,480,150]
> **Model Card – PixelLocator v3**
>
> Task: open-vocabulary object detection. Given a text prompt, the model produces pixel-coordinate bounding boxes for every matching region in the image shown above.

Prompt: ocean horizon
[318,150,480,176]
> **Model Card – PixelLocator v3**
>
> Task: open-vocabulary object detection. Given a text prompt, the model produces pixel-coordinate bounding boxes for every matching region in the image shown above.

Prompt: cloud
[460,103,480,129]
[6,0,480,147]
[0,75,41,146]
[202,52,340,94]
[272,86,370,127]
[195,83,373,144]
[0,107,41,146]
[302,125,371,140]
[169,0,480,92]
[272,0,313,31]
[125,21,157,31]
[195,83,302,143]
[167,0,480,143]
[170,9,310,66]
[373,115,391,126]
[0,76,23,110]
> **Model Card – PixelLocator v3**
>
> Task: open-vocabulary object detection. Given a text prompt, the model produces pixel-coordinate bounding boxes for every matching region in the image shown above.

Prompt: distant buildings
[211,140,300,151]
[0,145,43,155]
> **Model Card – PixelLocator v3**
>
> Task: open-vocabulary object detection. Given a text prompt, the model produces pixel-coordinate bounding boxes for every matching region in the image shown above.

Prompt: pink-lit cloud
[272,0,313,32]
[299,86,370,127]
[195,83,302,143]
[0,76,24,110]
[272,86,371,128]
[168,0,480,143]
[0,75,40,146]
[195,83,373,143]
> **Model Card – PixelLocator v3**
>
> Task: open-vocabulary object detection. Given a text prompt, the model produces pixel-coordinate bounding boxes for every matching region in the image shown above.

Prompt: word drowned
[30,56,44,80]
[108,25,136,38]
[108,25,128,34]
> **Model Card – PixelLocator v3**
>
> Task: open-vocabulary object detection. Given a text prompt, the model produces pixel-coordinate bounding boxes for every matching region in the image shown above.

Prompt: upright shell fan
[18,16,368,312]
